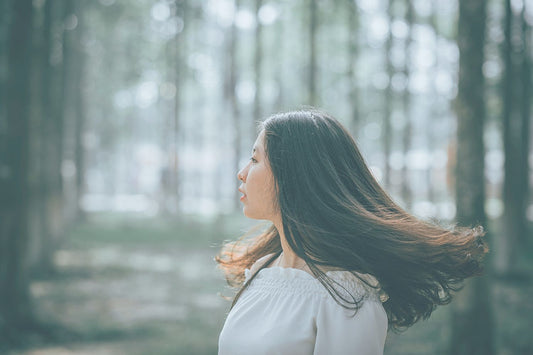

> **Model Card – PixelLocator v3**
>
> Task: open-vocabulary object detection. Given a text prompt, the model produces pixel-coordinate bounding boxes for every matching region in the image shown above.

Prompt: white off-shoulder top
[218,253,388,355]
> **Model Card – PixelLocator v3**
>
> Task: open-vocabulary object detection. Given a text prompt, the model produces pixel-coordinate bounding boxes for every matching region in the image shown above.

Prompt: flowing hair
[215,109,488,331]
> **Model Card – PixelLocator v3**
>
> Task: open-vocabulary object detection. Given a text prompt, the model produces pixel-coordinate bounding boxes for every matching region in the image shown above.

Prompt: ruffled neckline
[244,264,388,302]
[245,265,377,285]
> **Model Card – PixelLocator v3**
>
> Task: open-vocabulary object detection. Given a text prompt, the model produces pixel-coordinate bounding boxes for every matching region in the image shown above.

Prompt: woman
[216,109,488,355]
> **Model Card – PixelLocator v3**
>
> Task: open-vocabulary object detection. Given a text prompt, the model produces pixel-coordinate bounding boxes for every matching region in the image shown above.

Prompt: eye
[249,156,257,163]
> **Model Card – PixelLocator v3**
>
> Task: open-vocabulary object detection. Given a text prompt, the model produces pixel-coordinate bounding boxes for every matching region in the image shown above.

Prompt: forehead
[252,132,264,154]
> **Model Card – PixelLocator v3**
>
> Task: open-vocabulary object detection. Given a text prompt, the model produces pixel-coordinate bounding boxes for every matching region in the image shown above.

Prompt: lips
[238,188,246,196]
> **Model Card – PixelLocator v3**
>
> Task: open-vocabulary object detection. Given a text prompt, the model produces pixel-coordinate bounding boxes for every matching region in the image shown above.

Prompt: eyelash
[249,156,257,163]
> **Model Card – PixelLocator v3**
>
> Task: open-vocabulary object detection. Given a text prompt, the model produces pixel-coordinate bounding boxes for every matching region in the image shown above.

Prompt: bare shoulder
[249,253,277,275]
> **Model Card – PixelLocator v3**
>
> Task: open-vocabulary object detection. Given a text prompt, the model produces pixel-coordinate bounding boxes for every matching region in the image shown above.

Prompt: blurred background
[1,0,532,354]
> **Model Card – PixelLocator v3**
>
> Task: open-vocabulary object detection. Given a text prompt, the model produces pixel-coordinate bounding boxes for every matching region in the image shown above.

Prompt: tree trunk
[427,2,439,204]
[520,3,531,246]
[62,0,81,229]
[450,0,494,353]
[99,6,118,197]
[308,0,317,106]
[0,0,34,333]
[0,0,9,127]
[250,0,263,143]
[401,0,413,208]
[27,0,48,275]
[499,0,531,273]
[160,0,187,215]
[227,0,242,210]
[383,0,394,190]
[274,14,285,111]
[37,0,68,275]
[73,0,87,222]
[253,0,263,140]
[29,0,54,276]
[346,0,360,137]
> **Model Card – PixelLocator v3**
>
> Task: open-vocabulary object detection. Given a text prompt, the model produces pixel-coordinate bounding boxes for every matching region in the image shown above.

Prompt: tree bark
[520,4,531,246]
[274,14,285,111]
[227,0,242,210]
[73,0,87,222]
[401,0,413,208]
[172,0,187,215]
[0,0,9,126]
[27,0,49,275]
[346,0,360,136]
[383,0,394,190]
[308,0,317,106]
[36,0,68,275]
[253,0,263,139]
[450,0,494,353]
[62,0,81,229]
[427,2,440,204]
[0,0,34,332]
[499,0,531,273]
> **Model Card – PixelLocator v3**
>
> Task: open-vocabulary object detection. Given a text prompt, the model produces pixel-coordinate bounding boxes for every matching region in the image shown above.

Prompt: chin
[243,210,257,219]
[242,207,263,220]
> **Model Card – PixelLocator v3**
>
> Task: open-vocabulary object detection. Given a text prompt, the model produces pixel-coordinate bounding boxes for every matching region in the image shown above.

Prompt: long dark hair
[216,109,488,331]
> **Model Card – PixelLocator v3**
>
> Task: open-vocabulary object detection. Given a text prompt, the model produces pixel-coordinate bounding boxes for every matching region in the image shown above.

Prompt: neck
[272,217,306,269]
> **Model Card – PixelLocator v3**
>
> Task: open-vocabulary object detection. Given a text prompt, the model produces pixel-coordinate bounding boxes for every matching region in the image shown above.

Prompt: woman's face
[237,130,278,221]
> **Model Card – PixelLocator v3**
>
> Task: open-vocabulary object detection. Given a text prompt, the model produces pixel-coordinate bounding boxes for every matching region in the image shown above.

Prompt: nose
[237,165,247,182]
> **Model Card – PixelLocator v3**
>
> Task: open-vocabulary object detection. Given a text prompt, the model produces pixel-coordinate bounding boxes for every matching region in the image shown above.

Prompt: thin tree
[61,0,81,227]
[383,0,395,189]
[27,0,50,274]
[253,0,264,139]
[161,0,187,215]
[346,0,360,136]
[520,3,531,244]
[0,0,8,120]
[38,0,68,274]
[450,0,494,353]
[73,0,87,223]
[499,0,531,273]
[226,0,242,210]
[274,9,285,111]
[427,1,440,204]
[400,0,413,208]
[0,0,34,339]
[173,0,188,214]
[308,0,317,105]
[32,0,54,275]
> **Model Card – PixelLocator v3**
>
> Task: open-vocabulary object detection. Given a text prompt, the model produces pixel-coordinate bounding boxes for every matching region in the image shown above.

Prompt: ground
[6,213,533,355]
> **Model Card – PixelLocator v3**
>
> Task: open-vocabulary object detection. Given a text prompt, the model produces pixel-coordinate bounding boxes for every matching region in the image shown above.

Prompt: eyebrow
[252,146,261,154]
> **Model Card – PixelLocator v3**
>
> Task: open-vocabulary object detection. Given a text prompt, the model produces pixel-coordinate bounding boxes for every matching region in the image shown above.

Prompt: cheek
[248,169,271,195]
[257,176,275,203]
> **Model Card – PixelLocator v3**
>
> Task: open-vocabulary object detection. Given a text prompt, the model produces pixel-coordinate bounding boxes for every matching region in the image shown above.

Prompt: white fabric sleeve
[313,297,388,355]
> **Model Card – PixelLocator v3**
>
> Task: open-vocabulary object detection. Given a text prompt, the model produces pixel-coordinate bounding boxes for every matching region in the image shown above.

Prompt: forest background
[1,0,532,354]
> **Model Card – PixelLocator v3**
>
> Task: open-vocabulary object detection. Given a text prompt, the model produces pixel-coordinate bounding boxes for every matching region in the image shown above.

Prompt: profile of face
[237,130,279,221]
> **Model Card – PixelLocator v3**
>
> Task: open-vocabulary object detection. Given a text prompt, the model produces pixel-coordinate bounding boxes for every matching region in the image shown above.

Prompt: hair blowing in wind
[216,109,488,331]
